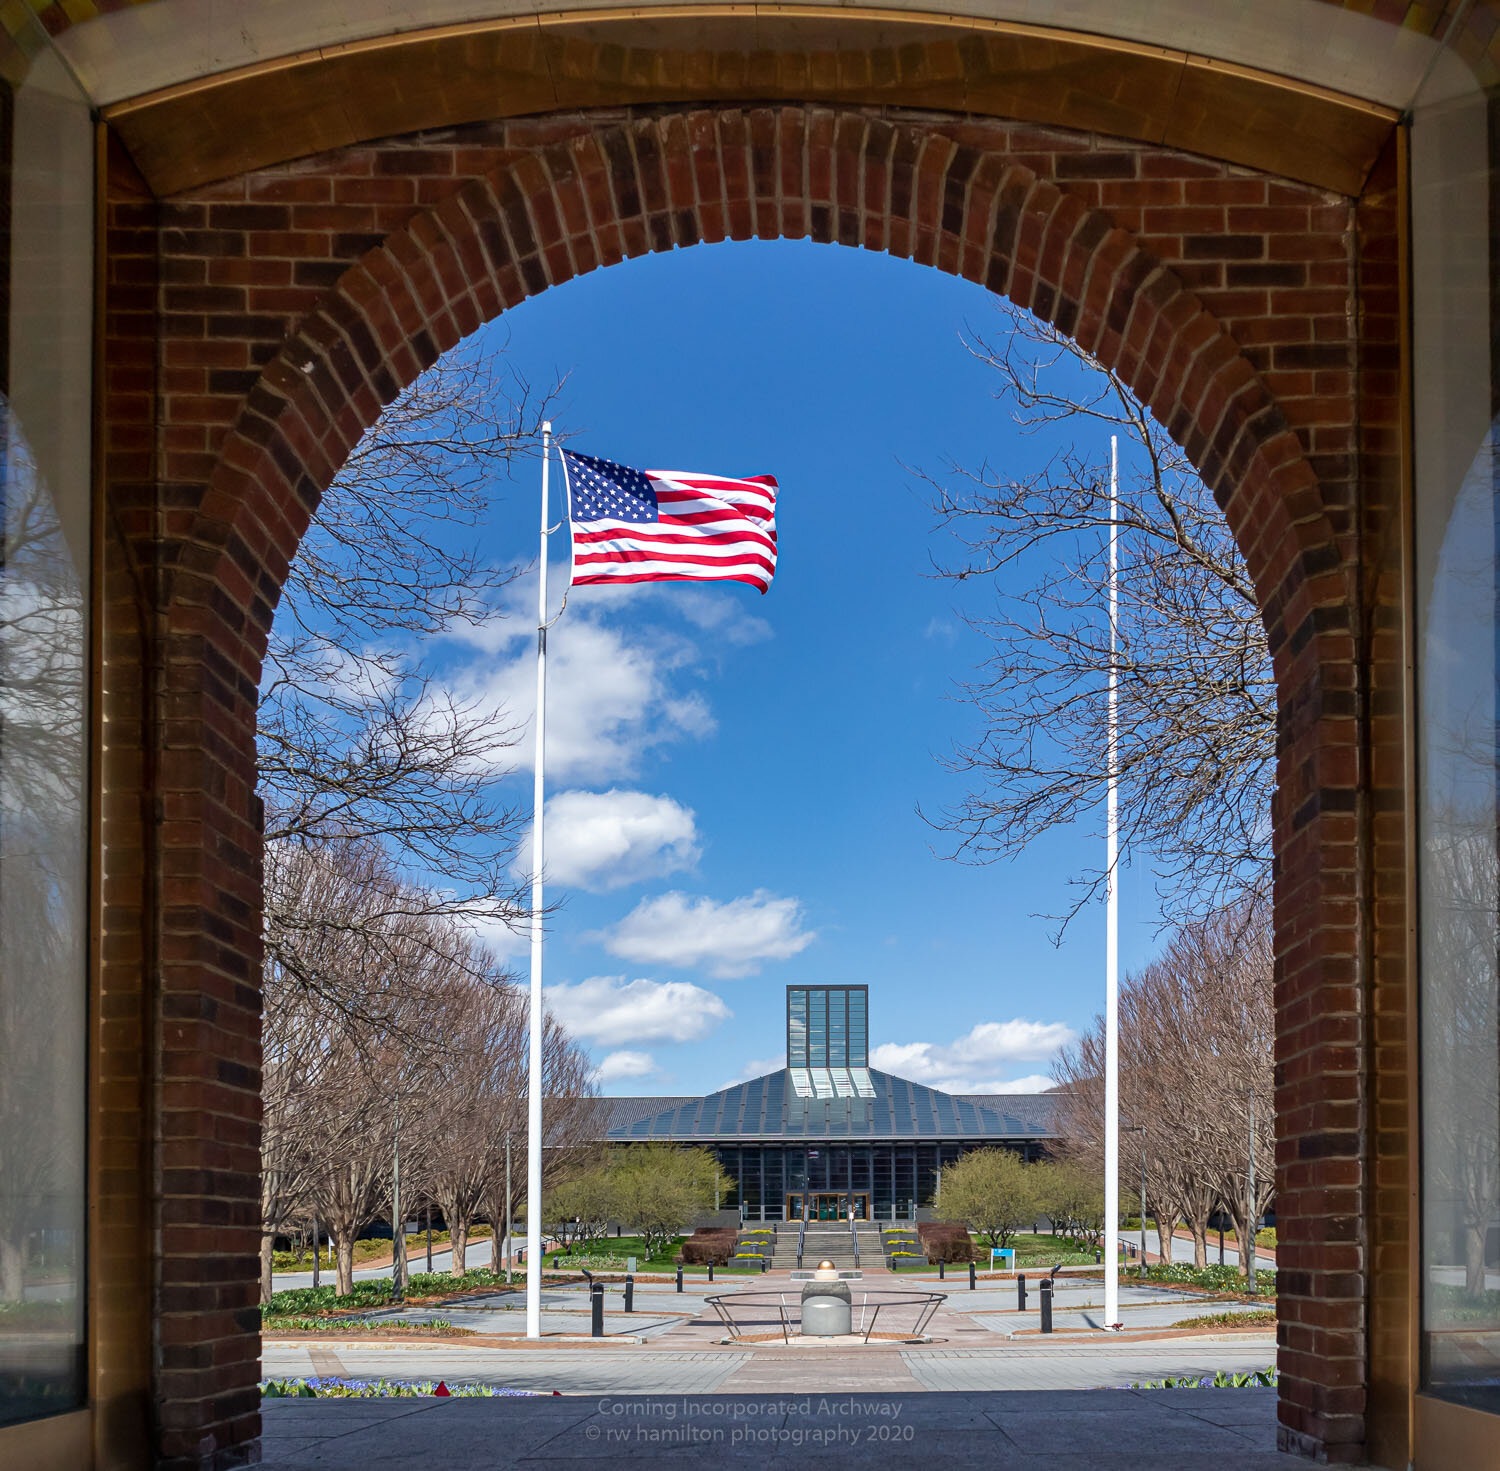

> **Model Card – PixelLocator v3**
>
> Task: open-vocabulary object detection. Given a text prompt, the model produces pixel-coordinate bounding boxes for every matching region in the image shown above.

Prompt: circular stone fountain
[705,1268,946,1346]
[800,1260,852,1336]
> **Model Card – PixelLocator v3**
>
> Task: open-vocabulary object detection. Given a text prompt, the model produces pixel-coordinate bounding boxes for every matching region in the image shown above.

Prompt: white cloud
[597,890,815,978]
[547,976,731,1045]
[964,1074,1057,1095]
[596,1050,658,1082]
[448,596,713,782]
[715,1054,783,1090]
[871,1019,1075,1093]
[463,911,529,962]
[518,789,700,891]
[668,588,774,647]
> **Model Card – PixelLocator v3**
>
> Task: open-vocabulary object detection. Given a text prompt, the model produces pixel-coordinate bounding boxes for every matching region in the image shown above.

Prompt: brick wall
[101,104,1393,1466]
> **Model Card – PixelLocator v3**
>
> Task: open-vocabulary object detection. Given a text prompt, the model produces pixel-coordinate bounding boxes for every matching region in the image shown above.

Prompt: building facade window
[1413,74,1500,1416]
[0,49,95,1430]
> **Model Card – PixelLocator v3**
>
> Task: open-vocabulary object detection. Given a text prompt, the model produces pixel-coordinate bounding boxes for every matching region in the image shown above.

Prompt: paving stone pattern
[258,1387,1369,1469]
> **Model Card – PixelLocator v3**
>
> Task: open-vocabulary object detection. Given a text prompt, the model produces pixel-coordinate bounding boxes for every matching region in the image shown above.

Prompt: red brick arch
[122,106,1370,1466]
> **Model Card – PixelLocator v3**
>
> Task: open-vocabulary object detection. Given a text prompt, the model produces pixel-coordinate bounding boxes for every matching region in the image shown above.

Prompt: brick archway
[110,106,1374,1466]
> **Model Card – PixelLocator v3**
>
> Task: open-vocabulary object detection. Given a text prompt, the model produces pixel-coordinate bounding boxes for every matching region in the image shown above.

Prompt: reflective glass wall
[715,1142,1043,1220]
[0,32,94,1430]
[1414,70,1500,1415]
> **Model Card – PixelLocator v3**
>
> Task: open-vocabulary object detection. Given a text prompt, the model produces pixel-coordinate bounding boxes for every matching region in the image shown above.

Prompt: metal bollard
[1017,1274,1027,1310]
[590,1280,604,1338]
[1095,1250,1102,1264]
[761,1255,768,1273]
[1039,1278,1053,1334]
[676,1264,684,1293]
[939,1260,945,1280]
[624,1273,634,1313]
[969,1261,976,1290]
[708,1262,714,1282]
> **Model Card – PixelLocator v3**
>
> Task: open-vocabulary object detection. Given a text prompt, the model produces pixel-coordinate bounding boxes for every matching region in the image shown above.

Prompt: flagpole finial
[543,420,552,434]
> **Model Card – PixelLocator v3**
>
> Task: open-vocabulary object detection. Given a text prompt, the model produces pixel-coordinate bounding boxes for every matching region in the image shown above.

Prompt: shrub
[918,1223,976,1263]
[680,1228,737,1265]
[1143,1262,1277,1295]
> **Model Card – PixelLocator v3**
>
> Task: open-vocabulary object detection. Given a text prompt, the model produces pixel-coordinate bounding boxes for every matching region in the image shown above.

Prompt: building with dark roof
[594,984,1062,1221]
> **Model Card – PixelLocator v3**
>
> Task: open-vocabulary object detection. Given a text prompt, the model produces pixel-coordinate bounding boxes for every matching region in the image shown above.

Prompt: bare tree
[1418,815,1500,1296]
[260,346,554,939]
[0,434,87,1307]
[411,973,543,1276]
[922,307,1273,929]
[1054,897,1274,1275]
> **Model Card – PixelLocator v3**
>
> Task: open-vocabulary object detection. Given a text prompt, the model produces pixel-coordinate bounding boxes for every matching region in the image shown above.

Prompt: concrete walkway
[259,1387,1361,1468]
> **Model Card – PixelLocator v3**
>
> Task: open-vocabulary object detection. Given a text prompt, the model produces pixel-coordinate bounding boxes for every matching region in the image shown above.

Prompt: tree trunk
[451,1219,469,1275]
[335,1234,355,1296]
[1226,1203,1253,1279]
[260,1231,276,1304]
[0,1233,25,1301]
[1466,1222,1488,1296]
[1155,1218,1173,1267]
[490,1205,503,1272]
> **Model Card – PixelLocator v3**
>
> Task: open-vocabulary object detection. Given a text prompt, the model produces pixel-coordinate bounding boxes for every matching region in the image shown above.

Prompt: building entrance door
[807,1193,870,1220]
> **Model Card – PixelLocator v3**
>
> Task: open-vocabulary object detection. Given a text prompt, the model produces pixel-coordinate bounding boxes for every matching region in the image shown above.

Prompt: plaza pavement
[262,1267,1279,1395]
[257,1386,1353,1469]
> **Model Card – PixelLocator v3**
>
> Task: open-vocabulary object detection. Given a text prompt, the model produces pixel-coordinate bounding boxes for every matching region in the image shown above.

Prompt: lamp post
[504,1135,514,1286]
[1244,1087,1258,1295]
[392,1109,406,1302]
[1126,1124,1147,1276]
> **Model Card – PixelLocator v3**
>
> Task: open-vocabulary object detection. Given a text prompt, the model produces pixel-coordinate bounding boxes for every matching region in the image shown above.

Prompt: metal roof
[598,1068,1061,1143]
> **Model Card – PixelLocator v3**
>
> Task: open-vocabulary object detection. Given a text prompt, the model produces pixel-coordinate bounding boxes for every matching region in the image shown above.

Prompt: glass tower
[786,986,874,1099]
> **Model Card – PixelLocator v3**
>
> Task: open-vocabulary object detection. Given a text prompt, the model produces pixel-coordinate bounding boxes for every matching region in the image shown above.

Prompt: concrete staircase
[767,1221,868,1270]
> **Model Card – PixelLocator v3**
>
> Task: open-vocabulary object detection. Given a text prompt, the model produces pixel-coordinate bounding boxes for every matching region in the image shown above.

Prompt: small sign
[627,1256,637,1273]
[991,1248,1016,1269]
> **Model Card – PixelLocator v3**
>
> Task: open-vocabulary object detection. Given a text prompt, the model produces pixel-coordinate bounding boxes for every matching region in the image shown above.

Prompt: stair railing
[848,1211,860,1268]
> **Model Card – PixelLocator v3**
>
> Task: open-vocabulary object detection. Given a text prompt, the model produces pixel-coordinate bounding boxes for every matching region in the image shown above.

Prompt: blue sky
[424,237,1171,1097]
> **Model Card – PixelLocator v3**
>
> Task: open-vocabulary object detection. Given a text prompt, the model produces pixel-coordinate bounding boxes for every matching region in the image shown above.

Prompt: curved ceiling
[21,0,1484,108]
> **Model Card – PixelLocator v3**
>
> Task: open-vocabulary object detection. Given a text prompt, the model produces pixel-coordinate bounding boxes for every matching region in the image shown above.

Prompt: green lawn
[547,1234,765,1274]
[272,1226,497,1273]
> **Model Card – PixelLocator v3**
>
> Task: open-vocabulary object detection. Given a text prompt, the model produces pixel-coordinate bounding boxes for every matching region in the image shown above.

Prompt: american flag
[560,450,778,594]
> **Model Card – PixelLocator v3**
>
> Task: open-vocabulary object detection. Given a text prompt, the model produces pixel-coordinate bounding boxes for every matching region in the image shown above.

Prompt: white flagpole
[1104,432,1120,1330]
[526,422,552,1340]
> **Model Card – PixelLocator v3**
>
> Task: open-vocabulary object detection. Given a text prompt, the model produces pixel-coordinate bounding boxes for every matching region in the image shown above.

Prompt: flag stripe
[573,525,777,554]
[573,568,770,589]
[574,545,776,574]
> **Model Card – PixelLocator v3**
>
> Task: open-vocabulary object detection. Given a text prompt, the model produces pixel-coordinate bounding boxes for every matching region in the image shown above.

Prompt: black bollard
[969,1261,976,1290]
[761,1255,768,1273]
[939,1260,945,1280]
[590,1280,604,1338]
[624,1273,634,1313]
[1017,1274,1027,1311]
[1095,1250,1102,1264]
[708,1262,714,1282]
[676,1264,684,1293]
[1039,1278,1053,1334]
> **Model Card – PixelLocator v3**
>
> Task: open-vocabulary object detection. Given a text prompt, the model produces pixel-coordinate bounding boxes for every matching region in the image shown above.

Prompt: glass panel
[787,987,807,1069]
[808,989,827,1068]
[1413,75,1500,1416]
[0,40,94,1431]
[848,989,867,1066]
[829,987,847,1066]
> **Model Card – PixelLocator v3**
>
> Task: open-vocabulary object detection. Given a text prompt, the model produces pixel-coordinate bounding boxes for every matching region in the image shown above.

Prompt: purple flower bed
[261,1376,542,1398]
